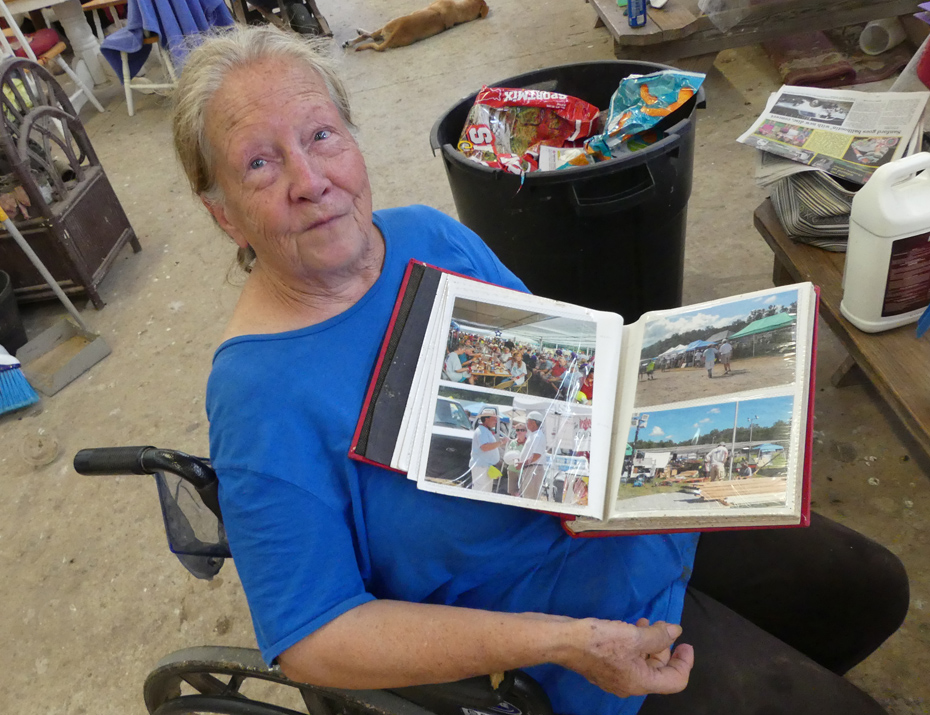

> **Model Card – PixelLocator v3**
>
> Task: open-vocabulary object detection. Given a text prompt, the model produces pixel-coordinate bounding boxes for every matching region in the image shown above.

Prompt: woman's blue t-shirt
[207,205,698,715]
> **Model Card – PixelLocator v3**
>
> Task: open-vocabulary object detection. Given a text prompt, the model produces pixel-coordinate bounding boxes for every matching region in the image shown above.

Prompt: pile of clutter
[736,40,930,251]
[455,70,705,175]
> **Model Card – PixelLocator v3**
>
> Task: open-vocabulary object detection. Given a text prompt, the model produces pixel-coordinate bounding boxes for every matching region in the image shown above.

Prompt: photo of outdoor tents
[615,394,796,514]
[633,288,800,407]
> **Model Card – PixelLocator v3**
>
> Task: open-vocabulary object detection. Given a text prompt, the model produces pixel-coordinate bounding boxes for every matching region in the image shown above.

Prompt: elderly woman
[175,25,908,715]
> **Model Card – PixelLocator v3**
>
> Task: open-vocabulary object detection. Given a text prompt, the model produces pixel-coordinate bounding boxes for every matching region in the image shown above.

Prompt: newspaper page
[738,86,929,184]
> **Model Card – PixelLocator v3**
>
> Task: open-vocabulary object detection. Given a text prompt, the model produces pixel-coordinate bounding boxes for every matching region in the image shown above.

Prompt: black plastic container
[0,269,27,354]
[430,61,704,322]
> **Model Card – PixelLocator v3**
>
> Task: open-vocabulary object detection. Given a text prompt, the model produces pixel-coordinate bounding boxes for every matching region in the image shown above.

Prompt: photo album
[350,261,818,535]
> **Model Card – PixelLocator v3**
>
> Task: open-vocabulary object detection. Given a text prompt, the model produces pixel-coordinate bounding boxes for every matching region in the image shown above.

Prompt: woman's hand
[557,617,693,698]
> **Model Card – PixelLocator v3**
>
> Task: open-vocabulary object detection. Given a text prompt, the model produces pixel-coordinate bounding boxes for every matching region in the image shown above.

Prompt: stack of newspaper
[738,85,929,251]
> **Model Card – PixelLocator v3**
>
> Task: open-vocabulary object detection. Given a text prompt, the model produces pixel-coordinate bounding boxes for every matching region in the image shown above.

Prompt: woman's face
[203,58,376,281]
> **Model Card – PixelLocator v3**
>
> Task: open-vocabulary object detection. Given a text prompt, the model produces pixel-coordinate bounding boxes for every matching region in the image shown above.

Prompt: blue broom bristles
[0,364,40,414]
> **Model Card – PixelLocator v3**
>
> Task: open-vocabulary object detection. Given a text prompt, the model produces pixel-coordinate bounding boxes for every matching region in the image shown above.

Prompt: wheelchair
[73,446,556,715]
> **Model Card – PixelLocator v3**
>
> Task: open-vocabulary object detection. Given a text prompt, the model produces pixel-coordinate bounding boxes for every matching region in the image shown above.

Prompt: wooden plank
[754,200,930,461]
[700,477,787,498]
[588,0,917,60]
[725,493,789,505]
[625,0,918,60]
[649,0,700,33]
[587,0,677,40]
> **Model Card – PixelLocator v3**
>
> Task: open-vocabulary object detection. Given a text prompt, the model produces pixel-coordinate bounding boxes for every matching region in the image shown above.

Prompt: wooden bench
[586,0,919,62]
[754,198,930,463]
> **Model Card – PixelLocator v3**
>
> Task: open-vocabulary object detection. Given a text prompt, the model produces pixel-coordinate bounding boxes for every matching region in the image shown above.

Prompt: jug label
[883,232,930,316]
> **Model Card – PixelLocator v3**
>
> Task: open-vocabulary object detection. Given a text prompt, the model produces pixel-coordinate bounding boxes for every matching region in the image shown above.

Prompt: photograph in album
[615,394,797,515]
[634,286,801,408]
[440,296,598,402]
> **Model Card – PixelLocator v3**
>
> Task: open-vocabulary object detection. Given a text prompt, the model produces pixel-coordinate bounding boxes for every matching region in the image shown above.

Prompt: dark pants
[639,513,909,715]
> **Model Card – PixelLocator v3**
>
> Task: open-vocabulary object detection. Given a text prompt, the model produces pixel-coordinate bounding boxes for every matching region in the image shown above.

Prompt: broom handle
[0,209,90,332]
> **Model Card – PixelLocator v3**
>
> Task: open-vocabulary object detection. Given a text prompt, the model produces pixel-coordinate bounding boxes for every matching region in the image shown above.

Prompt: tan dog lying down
[343,0,489,52]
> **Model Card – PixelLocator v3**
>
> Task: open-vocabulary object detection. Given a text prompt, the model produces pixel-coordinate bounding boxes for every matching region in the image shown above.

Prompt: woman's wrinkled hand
[559,617,693,698]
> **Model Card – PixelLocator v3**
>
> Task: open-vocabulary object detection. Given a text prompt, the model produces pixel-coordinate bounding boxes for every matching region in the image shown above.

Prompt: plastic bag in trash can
[585,70,705,161]
[698,0,749,32]
[457,86,599,175]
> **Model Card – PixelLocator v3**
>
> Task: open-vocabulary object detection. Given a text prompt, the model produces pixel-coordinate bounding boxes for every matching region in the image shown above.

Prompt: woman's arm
[277,600,693,698]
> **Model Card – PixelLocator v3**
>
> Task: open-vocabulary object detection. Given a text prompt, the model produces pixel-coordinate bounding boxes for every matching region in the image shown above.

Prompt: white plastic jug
[840,152,930,333]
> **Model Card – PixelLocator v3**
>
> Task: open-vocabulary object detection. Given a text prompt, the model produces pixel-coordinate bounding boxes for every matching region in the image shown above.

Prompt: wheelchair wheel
[153,695,302,715]
[144,646,437,715]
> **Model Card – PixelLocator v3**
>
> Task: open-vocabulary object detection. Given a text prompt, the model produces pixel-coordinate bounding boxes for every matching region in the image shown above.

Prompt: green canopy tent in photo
[729,312,796,338]
[729,312,796,357]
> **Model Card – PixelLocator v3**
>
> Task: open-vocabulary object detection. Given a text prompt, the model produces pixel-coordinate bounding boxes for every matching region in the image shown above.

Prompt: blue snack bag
[585,70,705,160]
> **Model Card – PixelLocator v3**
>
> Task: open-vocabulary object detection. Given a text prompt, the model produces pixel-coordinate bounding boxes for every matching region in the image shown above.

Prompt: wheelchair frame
[73,446,556,715]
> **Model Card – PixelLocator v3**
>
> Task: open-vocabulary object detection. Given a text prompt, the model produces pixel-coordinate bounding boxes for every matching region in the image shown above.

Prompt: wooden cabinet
[0,57,139,309]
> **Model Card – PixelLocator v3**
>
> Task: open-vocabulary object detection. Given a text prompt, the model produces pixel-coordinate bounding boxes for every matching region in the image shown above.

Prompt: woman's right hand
[557,617,693,698]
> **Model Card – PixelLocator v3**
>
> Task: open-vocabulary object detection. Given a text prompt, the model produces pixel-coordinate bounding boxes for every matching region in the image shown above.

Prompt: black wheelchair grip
[73,446,156,475]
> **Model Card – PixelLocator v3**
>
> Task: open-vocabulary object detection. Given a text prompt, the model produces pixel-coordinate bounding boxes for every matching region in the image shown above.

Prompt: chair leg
[151,42,177,84]
[121,50,134,116]
[54,57,105,112]
[87,285,106,310]
[91,9,106,43]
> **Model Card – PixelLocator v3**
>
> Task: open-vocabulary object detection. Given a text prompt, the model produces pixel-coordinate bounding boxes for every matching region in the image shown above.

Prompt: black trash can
[0,269,27,354]
[430,61,704,322]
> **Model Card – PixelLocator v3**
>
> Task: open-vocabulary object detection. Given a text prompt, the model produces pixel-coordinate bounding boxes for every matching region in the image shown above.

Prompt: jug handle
[874,151,930,185]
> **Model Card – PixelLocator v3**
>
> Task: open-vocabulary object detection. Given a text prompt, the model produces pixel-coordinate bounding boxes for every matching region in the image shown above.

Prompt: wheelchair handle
[74,446,222,520]
[74,446,155,475]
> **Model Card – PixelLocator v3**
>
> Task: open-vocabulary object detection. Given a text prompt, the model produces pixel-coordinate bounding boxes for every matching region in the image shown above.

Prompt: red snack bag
[457,86,600,175]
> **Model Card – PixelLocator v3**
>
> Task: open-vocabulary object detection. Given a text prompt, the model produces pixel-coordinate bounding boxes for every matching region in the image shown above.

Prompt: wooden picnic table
[586,0,919,62]
[471,369,511,388]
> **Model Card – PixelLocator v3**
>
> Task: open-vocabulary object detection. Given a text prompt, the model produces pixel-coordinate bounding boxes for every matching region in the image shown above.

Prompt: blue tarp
[101,0,234,80]
[755,443,785,452]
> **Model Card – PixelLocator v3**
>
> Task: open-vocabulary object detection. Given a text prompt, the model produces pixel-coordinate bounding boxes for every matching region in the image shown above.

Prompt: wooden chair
[119,33,177,116]
[82,0,126,43]
[81,0,177,117]
[0,57,140,308]
[0,0,104,113]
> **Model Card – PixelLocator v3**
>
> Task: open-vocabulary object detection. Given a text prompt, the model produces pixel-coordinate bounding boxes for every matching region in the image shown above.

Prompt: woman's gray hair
[172,25,353,272]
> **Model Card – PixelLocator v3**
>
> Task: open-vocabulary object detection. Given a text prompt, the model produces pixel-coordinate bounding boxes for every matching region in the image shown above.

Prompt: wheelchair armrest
[390,669,554,715]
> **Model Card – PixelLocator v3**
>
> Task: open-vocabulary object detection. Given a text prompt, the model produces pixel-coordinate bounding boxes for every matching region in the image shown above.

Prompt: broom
[0,344,39,414]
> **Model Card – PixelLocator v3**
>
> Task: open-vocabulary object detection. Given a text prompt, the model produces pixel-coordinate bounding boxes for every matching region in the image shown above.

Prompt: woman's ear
[200,195,250,250]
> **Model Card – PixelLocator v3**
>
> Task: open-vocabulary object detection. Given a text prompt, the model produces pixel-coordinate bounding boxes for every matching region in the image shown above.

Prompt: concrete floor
[1,1,929,713]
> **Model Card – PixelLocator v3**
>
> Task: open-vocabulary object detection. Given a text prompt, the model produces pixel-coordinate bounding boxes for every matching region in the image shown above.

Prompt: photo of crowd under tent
[633,287,801,407]
[439,296,598,403]
[616,394,797,514]
[424,384,594,508]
